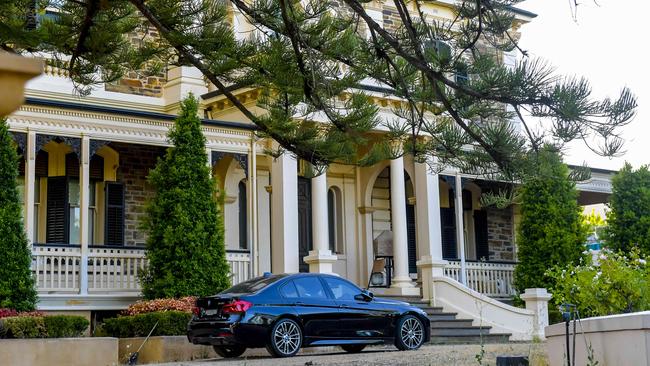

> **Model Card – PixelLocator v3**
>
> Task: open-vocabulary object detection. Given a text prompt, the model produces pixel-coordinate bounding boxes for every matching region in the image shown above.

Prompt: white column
[414,160,448,303]
[455,173,467,286]
[521,288,553,339]
[24,131,36,244]
[304,171,337,273]
[387,156,418,295]
[79,136,90,294]
[271,151,299,273]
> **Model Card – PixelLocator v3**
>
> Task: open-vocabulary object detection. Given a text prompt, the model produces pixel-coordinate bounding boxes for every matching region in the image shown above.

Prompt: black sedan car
[187,273,430,358]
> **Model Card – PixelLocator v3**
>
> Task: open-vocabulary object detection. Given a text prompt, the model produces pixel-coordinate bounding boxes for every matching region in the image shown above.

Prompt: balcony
[31,244,252,309]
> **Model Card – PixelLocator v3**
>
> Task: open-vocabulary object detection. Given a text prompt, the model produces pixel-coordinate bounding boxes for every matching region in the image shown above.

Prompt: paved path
[151,342,548,366]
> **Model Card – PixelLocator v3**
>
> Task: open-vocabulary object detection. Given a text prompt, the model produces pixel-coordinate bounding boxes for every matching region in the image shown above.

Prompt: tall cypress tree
[0,119,37,311]
[141,95,230,299]
[514,147,588,294]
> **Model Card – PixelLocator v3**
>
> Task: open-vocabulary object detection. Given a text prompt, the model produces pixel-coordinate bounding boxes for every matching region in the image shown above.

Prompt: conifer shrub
[140,95,230,299]
[0,119,37,311]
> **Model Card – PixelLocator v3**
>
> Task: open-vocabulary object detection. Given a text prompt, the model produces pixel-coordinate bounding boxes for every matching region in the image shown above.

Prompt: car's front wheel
[394,315,425,351]
[266,318,303,358]
[340,344,366,353]
[213,345,246,358]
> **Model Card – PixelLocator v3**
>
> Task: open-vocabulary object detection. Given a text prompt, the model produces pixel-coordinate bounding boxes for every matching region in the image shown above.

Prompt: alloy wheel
[400,317,424,349]
[273,320,301,355]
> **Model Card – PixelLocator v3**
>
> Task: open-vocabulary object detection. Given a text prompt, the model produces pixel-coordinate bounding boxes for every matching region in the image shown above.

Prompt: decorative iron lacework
[35,134,81,158]
[89,139,111,158]
[211,151,249,178]
[9,131,27,157]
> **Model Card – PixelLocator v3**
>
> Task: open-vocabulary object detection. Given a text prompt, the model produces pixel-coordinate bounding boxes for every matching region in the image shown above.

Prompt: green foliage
[548,249,650,317]
[43,315,90,338]
[0,315,89,338]
[0,119,37,311]
[514,147,588,295]
[0,1,636,177]
[141,96,230,299]
[603,164,650,254]
[98,311,191,338]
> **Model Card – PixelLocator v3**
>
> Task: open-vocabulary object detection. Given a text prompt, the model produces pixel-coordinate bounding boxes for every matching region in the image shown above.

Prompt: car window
[293,277,328,299]
[279,281,299,298]
[323,277,361,300]
[220,275,285,295]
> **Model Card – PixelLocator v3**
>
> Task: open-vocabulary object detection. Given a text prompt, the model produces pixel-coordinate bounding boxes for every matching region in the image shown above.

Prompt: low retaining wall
[118,336,216,364]
[546,311,650,366]
[0,337,118,366]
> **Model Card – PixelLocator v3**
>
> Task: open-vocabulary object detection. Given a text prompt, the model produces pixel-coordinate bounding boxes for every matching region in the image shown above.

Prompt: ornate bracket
[211,151,249,178]
[89,139,111,158]
[35,134,81,158]
[9,131,27,158]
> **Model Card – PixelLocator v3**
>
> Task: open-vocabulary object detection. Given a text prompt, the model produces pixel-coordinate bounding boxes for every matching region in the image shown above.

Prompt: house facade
[5,2,612,328]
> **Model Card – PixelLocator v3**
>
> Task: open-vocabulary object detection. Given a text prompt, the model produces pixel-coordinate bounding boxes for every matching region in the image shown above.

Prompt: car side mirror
[355,290,374,302]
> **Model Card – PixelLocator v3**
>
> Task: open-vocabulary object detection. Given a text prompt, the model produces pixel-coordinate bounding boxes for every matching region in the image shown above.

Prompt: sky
[517,0,649,171]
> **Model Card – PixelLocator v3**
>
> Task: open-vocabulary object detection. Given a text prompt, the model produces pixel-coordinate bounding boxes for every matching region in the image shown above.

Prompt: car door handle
[294,301,305,306]
[339,304,350,308]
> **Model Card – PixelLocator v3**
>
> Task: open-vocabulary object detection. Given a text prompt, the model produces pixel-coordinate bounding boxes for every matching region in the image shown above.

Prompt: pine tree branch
[69,0,100,72]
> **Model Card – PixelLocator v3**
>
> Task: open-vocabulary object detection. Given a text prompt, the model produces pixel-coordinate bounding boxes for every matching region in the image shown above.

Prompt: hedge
[0,315,89,338]
[98,311,191,338]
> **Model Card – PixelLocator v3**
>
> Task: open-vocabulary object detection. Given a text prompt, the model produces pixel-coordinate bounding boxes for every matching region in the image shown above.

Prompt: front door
[298,177,312,273]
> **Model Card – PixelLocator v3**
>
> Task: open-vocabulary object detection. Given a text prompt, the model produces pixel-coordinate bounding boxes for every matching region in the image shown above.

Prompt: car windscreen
[219,275,285,295]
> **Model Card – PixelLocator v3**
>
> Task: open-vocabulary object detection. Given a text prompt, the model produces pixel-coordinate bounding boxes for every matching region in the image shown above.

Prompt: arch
[95,145,119,181]
[327,185,344,253]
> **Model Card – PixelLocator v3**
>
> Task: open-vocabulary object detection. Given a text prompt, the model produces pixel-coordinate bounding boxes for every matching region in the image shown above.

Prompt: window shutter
[89,155,104,180]
[474,210,489,261]
[105,182,125,245]
[35,150,48,177]
[65,153,79,178]
[46,176,69,244]
[440,207,457,259]
[406,203,417,274]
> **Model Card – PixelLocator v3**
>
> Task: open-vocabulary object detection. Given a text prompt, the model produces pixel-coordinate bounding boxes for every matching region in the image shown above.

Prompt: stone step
[430,326,492,337]
[425,313,459,321]
[429,333,511,345]
[430,319,475,328]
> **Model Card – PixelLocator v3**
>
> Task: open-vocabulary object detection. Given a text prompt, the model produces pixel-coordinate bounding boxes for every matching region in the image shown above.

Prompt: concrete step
[430,319,475,328]
[425,313,459,321]
[430,326,492,337]
[429,333,511,345]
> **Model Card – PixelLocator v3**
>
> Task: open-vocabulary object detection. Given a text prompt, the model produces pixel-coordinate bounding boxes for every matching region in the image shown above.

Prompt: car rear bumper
[187,317,269,347]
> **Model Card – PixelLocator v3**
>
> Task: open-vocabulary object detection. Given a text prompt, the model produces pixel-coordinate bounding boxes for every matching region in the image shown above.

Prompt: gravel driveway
[149,342,548,366]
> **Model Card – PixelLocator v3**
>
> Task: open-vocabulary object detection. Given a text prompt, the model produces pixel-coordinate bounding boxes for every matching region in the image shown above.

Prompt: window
[68,178,81,244]
[327,187,343,253]
[88,182,96,244]
[323,277,361,301]
[238,180,247,249]
[293,277,327,299]
[220,275,285,295]
[279,281,299,298]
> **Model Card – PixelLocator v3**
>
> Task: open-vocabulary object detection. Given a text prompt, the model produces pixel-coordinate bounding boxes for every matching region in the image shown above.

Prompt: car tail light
[222,300,252,314]
[192,306,201,316]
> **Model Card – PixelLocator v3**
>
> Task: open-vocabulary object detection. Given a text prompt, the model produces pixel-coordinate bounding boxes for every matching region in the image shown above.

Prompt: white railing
[88,247,147,292]
[444,260,516,298]
[33,245,251,294]
[226,250,251,286]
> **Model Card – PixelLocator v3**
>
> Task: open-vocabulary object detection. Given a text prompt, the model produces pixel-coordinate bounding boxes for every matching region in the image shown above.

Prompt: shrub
[603,163,650,254]
[99,311,191,338]
[0,308,45,319]
[123,296,196,316]
[514,147,588,295]
[0,119,37,311]
[548,248,650,317]
[0,315,89,339]
[141,96,230,299]
[43,315,90,338]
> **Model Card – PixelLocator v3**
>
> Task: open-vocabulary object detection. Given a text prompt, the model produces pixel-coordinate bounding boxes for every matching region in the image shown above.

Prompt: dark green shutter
[238,181,247,249]
[406,203,417,274]
[35,150,48,177]
[65,153,79,178]
[46,176,69,244]
[89,155,104,180]
[327,189,335,252]
[105,182,125,245]
[474,210,489,261]
[440,207,457,259]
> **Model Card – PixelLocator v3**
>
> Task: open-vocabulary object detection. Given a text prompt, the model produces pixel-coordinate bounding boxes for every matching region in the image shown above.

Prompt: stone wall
[487,206,515,261]
[112,142,165,246]
[104,26,167,98]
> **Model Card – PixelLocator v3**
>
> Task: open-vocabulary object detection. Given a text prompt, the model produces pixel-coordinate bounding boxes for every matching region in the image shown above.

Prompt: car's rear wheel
[394,315,425,351]
[266,318,302,358]
[213,345,246,358]
[340,344,366,353]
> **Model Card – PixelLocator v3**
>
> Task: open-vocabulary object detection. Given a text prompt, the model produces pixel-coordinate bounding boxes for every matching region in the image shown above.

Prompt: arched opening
[238,180,247,249]
[327,186,344,254]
